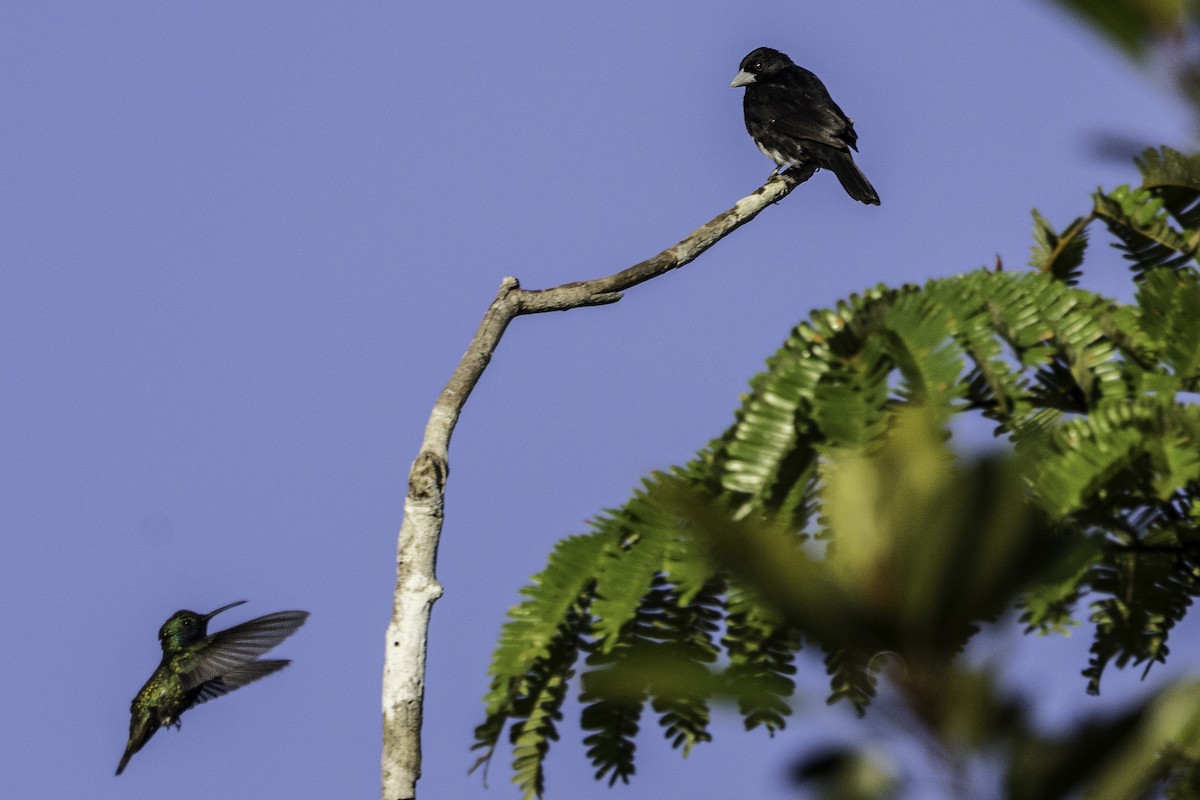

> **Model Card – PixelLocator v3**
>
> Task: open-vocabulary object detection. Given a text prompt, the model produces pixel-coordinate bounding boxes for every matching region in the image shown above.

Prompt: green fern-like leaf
[1136,147,1200,189]
[473,533,606,779]
[882,290,968,417]
[1023,398,1200,519]
[484,533,605,683]
[1095,184,1198,277]
[721,588,798,733]
[932,277,1033,429]
[823,646,877,716]
[579,696,641,786]
[588,512,671,653]
[1018,543,1096,635]
[505,613,584,800]
[1030,209,1090,284]
[647,581,721,755]
[1136,266,1200,381]
[720,286,902,502]
[1084,552,1198,694]
[594,577,721,752]
[578,580,687,787]
[1136,150,1200,285]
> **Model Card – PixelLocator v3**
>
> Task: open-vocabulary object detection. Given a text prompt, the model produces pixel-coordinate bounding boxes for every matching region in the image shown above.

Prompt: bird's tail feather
[828,153,880,205]
[116,746,135,776]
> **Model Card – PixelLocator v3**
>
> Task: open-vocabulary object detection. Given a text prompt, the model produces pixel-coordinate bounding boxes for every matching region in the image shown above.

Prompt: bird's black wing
[176,610,309,690]
[754,67,858,151]
[183,659,292,711]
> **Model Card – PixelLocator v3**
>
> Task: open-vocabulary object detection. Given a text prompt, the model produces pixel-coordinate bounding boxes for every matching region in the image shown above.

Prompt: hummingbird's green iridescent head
[157,600,246,651]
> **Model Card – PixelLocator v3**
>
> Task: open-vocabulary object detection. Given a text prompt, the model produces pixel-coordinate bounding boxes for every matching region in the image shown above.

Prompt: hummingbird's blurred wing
[184,659,292,711]
[177,610,309,690]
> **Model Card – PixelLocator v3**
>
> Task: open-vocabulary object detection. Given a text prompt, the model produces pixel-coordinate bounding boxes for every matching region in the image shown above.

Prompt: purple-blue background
[2,2,1197,798]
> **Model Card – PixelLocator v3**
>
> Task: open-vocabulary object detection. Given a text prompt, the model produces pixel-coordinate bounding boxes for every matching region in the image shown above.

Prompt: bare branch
[380,167,813,800]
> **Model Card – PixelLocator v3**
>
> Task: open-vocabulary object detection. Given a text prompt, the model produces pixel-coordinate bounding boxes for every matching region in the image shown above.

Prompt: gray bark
[381,168,813,800]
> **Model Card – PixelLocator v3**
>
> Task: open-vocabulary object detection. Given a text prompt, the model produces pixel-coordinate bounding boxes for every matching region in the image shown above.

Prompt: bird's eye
[753,61,762,70]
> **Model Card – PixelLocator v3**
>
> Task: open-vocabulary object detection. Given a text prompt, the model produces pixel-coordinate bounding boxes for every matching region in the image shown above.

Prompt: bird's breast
[754,138,788,166]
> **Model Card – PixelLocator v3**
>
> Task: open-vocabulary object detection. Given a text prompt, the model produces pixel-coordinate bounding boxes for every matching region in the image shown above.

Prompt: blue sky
[1,2,1196,798]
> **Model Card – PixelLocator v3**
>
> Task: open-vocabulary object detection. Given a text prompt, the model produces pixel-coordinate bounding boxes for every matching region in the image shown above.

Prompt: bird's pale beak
[729,69,755,88]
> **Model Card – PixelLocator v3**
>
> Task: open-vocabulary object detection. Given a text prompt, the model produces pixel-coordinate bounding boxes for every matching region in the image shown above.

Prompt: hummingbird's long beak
[203,600,248,621]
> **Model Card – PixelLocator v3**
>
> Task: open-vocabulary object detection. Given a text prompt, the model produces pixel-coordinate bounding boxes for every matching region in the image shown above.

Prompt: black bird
[730,47,879,205]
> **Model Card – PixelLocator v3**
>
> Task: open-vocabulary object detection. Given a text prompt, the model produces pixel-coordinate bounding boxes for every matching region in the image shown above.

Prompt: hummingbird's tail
[116,713,157,775]
[115,749,133,776]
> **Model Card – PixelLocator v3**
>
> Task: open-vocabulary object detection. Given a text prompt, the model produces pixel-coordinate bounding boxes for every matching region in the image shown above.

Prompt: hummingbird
[116,600,308,775]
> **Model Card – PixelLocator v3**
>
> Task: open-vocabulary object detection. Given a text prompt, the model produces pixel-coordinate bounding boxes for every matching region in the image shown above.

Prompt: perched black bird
[730,47,879,205]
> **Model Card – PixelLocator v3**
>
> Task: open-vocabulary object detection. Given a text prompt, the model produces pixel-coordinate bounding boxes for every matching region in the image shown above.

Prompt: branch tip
[384,173,811,797]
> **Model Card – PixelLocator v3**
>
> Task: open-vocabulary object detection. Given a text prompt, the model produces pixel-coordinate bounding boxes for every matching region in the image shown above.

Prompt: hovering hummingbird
[115,600,308,775]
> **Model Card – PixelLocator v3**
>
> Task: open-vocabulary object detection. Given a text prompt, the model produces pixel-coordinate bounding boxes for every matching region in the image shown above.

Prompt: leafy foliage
[474,147,1200,798]
[1047,0,1179,59]
[1029,209,1089,284]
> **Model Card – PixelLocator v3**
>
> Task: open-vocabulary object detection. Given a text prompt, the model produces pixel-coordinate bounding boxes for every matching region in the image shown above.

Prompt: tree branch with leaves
[471,146,1200,799]
[380,166,816,800]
